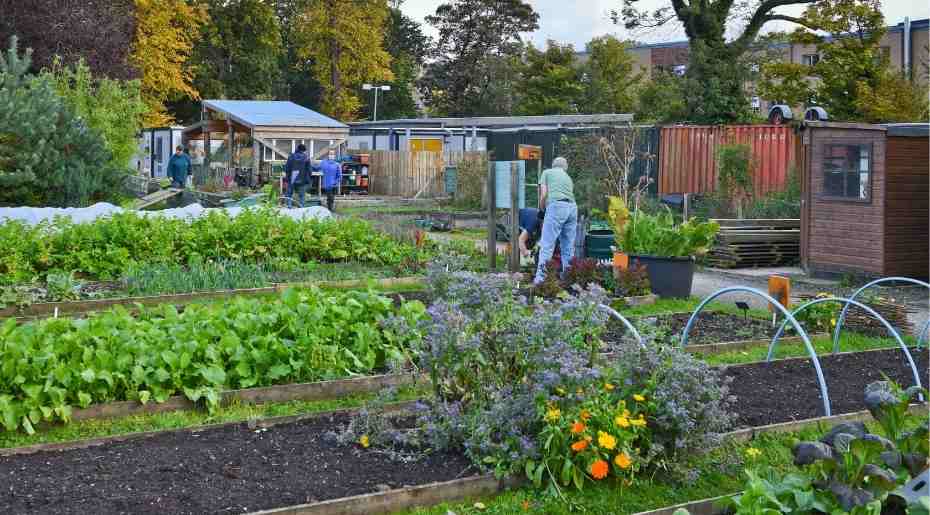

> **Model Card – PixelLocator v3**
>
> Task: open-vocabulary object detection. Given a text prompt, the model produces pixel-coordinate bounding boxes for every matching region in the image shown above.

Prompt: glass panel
[823,144,869,200]
[275,139,292,158]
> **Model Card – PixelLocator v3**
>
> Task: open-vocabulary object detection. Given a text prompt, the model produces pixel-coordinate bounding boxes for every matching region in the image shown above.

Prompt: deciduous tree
[130,0,207,127]
[0,0,136,79]
[581,36,643,114]
[614,0,818,123]
[294,0,394,120]
[516,41,582,115]
[361,1,430,120]
[46,59,147,173]
[420,0,539,116]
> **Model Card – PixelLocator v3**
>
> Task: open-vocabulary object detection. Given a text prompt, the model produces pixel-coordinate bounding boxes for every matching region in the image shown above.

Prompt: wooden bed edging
[247,475,521,515]
[632,493,734,515]
[67,372,422,422]
[0,400,417,457]
[1,276,424,320]
[723,403,927,442]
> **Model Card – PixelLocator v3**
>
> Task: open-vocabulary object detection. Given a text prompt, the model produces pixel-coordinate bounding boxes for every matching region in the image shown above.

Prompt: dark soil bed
[725,347,929,428]
[0,413,473,515]
[387,290,432,306]
[603,311,777,348]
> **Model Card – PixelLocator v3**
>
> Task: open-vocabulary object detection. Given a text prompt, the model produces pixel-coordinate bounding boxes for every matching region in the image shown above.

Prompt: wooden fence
[368,150,488,198]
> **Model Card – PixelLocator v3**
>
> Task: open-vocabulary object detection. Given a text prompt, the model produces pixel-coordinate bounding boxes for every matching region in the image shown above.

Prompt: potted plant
[608,197,719,298]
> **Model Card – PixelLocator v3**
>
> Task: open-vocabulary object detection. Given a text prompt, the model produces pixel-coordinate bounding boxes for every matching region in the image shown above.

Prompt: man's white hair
[552,156,568,169]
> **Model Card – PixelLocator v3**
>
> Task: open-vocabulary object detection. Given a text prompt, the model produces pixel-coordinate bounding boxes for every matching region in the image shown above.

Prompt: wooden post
[226,119,233,176]
[683,193,690,220]
[509,161,520,273]
[487,162,496,271]
[251,130,259,187]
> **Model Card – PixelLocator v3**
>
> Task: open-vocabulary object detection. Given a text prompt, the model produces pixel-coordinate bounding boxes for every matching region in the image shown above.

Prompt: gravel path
[693,268,929,337]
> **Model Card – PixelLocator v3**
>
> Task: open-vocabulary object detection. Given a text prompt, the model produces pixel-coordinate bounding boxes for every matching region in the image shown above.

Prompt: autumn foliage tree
[294,0,394,121]
[130,0,207,127]
[758,0,927,122]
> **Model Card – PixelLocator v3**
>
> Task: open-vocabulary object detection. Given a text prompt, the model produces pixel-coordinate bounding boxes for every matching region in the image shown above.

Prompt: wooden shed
[799,122,929,279]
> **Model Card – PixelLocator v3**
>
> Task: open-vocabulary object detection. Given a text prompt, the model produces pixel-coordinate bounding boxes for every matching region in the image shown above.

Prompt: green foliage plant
[618,208,719,258]
[0,287,425,434]
[716,142,754,217]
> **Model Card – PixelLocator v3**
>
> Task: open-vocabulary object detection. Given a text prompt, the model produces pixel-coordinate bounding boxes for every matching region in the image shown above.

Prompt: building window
[263,141,274,161]
[802,54,820,66]
[155,136,163,163]
[822,144,871,201]
[673,64,687,76]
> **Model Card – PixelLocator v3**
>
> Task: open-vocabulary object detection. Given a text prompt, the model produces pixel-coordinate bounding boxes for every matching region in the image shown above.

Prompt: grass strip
[0,385,425,450]
[702,333,915,366]
[400,428,825,515]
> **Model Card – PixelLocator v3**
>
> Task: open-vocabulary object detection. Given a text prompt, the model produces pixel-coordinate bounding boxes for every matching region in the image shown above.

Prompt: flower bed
[0,287,424,433]
[602,311,779,348]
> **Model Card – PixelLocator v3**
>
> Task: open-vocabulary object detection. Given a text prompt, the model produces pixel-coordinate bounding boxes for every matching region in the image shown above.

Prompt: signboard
[517,144,542,161]
[768,275,791,312]
[493,160,525,209]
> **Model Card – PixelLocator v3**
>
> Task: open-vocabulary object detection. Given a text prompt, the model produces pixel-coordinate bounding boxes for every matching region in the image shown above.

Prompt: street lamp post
[362,84,391,121]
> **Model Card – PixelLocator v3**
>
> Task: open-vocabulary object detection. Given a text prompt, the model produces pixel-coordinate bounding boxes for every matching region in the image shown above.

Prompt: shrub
[412,272,609,476]
[618,203,719,258]
[613,261,650,297]
[607,339,736,468]
[562,257,601,290]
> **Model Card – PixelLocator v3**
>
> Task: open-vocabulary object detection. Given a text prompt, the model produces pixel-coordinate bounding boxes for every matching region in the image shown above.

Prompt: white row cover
[0,203,332,226]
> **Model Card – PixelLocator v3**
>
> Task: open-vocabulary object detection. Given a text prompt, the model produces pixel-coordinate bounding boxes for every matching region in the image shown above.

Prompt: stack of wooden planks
[707,219,800,268]
[796,293,914,337]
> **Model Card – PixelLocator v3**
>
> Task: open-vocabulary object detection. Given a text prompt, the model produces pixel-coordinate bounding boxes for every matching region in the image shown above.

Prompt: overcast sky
[398,0,928,50]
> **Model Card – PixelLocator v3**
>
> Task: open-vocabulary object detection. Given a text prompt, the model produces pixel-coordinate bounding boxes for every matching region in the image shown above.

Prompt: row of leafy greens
[0,287,425,433]
[0,207,415,284]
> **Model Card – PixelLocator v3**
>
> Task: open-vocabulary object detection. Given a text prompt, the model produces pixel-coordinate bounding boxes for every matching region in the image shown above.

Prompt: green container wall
[585,230,615,259]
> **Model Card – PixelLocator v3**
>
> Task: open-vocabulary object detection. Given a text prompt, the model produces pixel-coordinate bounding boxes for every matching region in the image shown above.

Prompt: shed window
[823,144,871,201]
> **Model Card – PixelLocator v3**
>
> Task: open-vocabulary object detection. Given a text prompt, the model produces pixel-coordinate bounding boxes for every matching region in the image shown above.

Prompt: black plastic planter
[628,255,695,298]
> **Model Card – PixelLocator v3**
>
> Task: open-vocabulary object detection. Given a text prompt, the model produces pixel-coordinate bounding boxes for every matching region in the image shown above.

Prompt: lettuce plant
[618,208,719,258]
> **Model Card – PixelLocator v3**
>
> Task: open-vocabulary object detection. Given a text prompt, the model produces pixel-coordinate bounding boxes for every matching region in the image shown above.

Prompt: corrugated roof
[350,113,633,129]
[203,100,348,129]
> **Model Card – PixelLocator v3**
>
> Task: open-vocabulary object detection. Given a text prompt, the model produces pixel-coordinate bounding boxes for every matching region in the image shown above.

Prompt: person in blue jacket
[167,146,191,188]
[318,149,342,212]
[284,144,311,207]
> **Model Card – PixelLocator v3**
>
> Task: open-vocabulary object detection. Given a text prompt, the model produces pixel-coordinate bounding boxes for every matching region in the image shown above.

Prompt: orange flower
[614,452,632,469]
[590,459,609,479]
[521,499,531,511]
[570,421,585,434]
[571,440,589,452]
[580,409,591,421]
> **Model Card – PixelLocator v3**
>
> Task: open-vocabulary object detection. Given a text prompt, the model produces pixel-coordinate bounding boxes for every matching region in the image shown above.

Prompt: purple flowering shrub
[607,339,736,470]
[412,271,611,476]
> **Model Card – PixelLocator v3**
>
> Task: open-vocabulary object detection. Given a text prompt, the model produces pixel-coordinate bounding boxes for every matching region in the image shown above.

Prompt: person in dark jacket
[317,149,342,212]
[167,146,191,188]
[285,144,311,208]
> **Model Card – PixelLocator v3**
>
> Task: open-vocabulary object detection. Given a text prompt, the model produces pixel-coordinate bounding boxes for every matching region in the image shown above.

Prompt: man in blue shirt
[318,149,342,212]
[517,207,542,257]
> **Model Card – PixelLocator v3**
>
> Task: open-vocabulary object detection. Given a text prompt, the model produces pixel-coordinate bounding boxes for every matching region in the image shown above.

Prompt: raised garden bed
[724,347,929,427]
[602,311,779,349]
[0,411,474,515]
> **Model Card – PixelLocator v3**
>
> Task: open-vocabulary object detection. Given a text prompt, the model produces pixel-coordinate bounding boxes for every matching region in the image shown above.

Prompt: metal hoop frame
[767,297,923,394]
[599,304,644,349]
[680,286,832,416]
[833,277,930,353]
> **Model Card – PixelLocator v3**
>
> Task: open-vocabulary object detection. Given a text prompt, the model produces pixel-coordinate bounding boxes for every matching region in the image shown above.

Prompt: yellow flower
[604,383,615,391]
[633,394,645,402]
[576,388,583,395]
[631,415,647,427]
[556,387,566,395]
[597,431,617,450]
[614,452,632,469]
[623,409,630,417]
[359,435,370,448]
[545,407,561,422]
[580,409,591,421]
[745,447,762,459]
[830,318,837,327]
[615,415,630,428]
